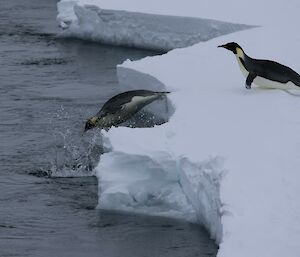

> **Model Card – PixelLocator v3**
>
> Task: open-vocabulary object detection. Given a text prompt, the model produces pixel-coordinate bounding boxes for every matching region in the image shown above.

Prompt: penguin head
[218,42,243,55]
[84,116,98,132]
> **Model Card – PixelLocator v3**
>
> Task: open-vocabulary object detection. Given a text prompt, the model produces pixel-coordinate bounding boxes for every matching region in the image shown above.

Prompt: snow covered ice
[57,0,250,51]
[57,1,300,257]
[97,146,224,243]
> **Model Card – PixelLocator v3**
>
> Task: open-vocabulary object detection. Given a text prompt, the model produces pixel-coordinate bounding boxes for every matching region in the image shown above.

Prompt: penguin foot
[245,84,251,90]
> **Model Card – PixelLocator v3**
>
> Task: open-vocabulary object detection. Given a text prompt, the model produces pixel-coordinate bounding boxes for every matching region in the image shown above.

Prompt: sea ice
[57,1,250,51]
[56,0,300,256]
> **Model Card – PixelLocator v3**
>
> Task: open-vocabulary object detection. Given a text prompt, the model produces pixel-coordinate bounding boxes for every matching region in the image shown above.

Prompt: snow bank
[97,145,224,242]
[97,152,197,221]
[58,0,300,27]
[56,0,300,256]
[57,1,249,51]
[105,25,300,256]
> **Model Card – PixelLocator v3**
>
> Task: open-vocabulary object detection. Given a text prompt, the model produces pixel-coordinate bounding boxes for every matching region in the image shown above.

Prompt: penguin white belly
[123,95,158,111]
[236,56,249,78]
[252,76,300,90]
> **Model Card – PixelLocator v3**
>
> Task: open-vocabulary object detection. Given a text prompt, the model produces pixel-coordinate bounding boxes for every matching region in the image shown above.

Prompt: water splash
[47,106,104,177]
[42,100,171,178]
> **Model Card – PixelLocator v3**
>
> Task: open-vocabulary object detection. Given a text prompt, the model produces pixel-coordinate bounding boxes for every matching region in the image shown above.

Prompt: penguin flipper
[245,72,257,89]
[97,104,125,118]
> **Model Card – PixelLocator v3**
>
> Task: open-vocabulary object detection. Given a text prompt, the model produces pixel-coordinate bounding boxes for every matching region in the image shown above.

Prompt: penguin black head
[218,42,242,55]
[84,116,98,132]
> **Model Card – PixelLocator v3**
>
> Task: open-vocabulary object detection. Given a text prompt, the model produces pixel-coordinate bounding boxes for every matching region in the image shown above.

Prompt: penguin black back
[98,90,169,117]
[247,58,300,86]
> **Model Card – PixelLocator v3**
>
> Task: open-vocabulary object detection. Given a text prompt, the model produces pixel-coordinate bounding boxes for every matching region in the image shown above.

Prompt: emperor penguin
[218,42,300,90]
[84,90,170,132]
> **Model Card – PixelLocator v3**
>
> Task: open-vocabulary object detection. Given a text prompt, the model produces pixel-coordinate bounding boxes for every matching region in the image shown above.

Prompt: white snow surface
[57,1,249,51]
[57,1,300,257]
[58,0,300,26]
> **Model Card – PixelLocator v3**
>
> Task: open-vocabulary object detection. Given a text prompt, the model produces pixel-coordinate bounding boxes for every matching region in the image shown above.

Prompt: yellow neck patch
[235,47,245,59]
[90,116,98,124]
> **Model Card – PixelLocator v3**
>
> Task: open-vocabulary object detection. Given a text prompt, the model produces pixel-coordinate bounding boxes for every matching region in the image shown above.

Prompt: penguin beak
[218,44,227,49]
[84,122,92,133]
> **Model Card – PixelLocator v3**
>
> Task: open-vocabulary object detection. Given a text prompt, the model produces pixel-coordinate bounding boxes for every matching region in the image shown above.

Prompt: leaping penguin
[84,90,170,132]
[218,42,300,90]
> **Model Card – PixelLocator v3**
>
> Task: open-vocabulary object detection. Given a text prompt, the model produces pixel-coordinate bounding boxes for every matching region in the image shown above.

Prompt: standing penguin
[84,90,170,132]
[218,42,300,90]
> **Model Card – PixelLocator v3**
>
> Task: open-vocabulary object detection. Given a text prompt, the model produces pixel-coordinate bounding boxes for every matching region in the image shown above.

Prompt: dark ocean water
[0,0,218,256]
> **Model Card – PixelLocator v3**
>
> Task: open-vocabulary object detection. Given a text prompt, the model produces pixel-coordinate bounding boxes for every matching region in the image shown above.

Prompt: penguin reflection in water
[84,90,170,132]
[218,42,300,90]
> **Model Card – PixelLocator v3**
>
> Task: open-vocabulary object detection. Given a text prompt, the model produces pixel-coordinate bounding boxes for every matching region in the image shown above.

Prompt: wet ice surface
[0,0,217,256]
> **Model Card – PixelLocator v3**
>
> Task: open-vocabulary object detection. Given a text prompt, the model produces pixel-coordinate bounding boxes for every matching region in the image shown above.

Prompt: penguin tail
[155,91,171,94]
[155,91,170,101]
